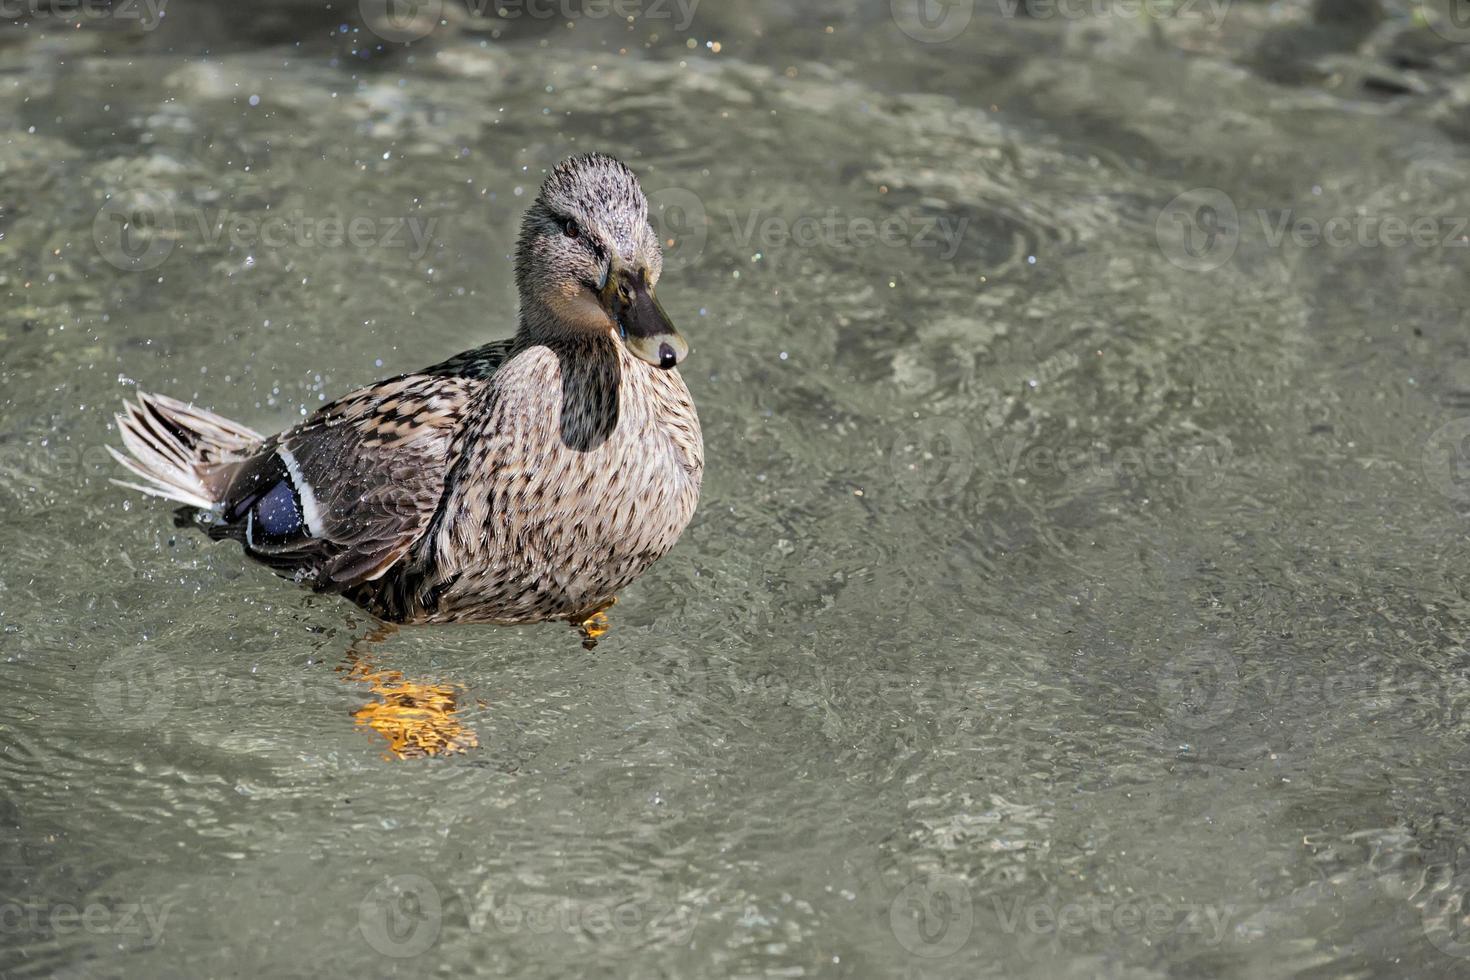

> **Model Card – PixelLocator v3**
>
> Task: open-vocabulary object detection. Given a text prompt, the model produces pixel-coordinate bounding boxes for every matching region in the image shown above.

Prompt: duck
[110,153,704,647]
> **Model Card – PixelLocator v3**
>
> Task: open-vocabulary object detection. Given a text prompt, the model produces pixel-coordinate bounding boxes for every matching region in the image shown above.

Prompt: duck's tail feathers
[109,392,264,511]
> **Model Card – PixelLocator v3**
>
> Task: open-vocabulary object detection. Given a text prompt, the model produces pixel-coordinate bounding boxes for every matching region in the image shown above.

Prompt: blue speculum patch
[255,479,303,537]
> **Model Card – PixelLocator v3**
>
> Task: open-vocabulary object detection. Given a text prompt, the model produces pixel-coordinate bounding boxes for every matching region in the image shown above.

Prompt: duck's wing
[200,371,488,591]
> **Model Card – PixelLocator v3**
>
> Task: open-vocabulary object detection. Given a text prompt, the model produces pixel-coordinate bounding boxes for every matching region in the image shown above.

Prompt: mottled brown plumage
[111,153,703,633]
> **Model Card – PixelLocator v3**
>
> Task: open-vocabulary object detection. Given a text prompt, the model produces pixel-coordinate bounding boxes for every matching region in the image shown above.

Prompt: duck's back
[188,341,515,594]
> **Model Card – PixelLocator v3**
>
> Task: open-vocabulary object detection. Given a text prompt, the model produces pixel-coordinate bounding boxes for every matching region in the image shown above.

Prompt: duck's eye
[563,218,580,240]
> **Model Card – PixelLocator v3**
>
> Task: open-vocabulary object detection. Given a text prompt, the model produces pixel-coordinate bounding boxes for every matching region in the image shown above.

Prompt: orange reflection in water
[337,648,480,761]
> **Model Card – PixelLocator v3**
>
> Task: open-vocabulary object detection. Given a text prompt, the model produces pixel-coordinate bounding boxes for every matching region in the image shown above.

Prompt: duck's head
[514,152,687,370]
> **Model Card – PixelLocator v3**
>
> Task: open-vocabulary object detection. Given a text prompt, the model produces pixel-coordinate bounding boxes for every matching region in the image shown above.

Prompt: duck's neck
[514,318,618,365]
[513,293,607,347]
[510,323,624,453]
[506,316,699,476]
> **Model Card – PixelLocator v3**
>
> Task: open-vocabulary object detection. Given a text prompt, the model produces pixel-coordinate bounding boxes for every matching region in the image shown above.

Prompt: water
[4,1,1470,976]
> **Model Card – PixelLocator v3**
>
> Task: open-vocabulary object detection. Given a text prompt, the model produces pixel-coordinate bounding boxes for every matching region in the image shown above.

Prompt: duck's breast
[426,343,700,621]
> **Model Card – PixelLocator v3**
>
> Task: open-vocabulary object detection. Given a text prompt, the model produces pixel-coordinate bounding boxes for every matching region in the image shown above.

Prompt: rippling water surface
[4,1,1470,976]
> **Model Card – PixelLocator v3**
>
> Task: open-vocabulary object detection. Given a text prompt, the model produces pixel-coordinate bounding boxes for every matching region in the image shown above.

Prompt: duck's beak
[602,266,688,370]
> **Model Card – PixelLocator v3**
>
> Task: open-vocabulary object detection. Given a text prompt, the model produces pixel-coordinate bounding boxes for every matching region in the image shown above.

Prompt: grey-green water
[4,1,1470,976]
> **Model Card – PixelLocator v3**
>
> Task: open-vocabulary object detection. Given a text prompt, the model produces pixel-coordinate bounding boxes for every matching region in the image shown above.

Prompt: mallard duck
[110,153,703,646]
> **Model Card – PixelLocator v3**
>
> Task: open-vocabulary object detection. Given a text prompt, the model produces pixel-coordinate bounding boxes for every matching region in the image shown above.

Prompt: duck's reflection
[335,626,479,760]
